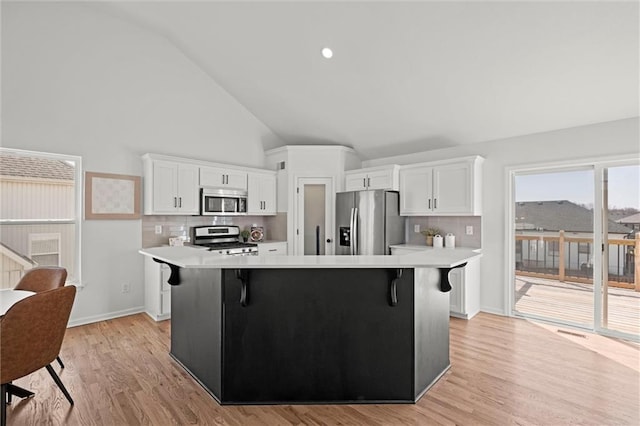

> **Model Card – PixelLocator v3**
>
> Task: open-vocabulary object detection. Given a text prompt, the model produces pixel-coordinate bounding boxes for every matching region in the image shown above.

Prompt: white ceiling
[99,1,639,160]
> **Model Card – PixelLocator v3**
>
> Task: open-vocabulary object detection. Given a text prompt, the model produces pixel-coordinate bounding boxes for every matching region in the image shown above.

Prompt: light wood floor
[5,313,639,425]
[515,275,640,336]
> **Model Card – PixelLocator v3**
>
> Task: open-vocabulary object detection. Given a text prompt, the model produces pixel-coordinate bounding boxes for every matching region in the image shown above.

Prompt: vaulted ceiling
[99,1,638,160]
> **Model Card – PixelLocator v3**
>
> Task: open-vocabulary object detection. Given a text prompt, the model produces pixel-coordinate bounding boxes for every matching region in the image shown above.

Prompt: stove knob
[226,250,230,255]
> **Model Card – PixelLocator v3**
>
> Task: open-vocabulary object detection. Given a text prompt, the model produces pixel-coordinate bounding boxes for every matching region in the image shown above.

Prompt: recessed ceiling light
[321,47,333,59]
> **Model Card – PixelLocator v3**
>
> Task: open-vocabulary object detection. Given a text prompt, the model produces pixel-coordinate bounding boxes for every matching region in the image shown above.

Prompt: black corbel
[388,268,403,306]
[152,258,181,285]
[235,269,250,307]
[438,262,467,293]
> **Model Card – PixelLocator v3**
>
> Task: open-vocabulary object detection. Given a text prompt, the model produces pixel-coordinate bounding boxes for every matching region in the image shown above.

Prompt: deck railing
[515,231,639,291]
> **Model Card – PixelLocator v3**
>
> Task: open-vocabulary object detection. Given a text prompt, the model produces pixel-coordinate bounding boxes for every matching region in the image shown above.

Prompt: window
[29,233,62,266]
[0,148,82,288]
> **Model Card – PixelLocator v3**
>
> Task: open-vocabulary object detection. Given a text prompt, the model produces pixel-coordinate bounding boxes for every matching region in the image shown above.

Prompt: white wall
[364,118,640,315]
[1,2,283,324]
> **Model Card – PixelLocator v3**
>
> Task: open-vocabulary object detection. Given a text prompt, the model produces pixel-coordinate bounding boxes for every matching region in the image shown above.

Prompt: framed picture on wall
[84,171,141,220]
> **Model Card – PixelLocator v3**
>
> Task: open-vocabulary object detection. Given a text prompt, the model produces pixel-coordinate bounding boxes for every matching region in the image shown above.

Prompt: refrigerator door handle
[353,207,359,255]
[349,207,355,255]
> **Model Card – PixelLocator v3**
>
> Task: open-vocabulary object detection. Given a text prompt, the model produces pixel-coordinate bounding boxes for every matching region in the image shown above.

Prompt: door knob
[326,238,332,243]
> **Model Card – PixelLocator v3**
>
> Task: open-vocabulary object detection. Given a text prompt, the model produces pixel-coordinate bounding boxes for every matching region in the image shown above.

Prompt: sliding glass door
[511,159,639,341]
[513,168,595,329]
[599,164,639,337]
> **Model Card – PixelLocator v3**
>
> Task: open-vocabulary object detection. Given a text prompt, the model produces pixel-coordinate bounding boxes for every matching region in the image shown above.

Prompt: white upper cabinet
[399,156,483,216]
[247,171,277,215]
[200,166,247,190]
[399,166,433,214]
[344,165,399,191]
[144,158,199,215]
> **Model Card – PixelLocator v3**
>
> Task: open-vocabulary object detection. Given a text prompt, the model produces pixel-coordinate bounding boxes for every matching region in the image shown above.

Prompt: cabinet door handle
[174,197,177,208]
[434,198,437,209]
[367,177,370,187]
[428,199,431,209]
[363,178,366,188]
[178,197,182,208]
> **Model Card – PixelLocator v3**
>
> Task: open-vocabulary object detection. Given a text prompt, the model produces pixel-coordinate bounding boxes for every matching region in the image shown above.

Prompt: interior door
[295,177,335,255]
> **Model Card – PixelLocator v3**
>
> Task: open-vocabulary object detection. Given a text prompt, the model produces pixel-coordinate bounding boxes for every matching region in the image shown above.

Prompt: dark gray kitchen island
[139,247,481,405]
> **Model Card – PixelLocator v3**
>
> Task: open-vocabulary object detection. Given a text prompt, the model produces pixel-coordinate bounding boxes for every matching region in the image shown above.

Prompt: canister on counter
[433,234,443,248]
[445,233,456,248]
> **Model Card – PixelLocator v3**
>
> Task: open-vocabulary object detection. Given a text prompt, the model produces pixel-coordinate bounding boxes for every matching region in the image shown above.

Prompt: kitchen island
[139,247,481,405]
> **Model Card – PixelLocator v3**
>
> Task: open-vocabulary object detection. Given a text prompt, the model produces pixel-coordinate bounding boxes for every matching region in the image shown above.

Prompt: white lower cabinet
[144,256,171,321]
[390,246,480,319]
[258,242,287,255]
[448,257,480,319]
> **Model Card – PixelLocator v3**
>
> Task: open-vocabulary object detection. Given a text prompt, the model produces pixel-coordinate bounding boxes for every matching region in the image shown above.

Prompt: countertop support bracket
[389,268,402,306]
[152,258,181,285]
[235,269,249,307]
[438,262,467,293]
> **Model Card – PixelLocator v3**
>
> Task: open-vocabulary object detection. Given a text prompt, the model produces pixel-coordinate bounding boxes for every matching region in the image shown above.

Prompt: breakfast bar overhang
[139,247,481,405]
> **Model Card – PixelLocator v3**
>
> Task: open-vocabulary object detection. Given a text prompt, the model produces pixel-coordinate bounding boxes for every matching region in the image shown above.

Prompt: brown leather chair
[0,286,76,426]
[14,267,67,293]
[14,267,68,368]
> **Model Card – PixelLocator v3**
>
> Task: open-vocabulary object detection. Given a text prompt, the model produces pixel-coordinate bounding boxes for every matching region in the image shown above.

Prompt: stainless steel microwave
[200,188,247,216]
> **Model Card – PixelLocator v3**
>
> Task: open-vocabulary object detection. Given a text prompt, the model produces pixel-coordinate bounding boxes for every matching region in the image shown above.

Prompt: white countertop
[390,244,482,252]
[139,246,481,269]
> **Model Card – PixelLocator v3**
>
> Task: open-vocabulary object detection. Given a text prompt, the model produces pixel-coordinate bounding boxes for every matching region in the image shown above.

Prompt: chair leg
[5,382,10,405]
[1,383,7,426]
[56,356,65,369]
[45,365,74,405]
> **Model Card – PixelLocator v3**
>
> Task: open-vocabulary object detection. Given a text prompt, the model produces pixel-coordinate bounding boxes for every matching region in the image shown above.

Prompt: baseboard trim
[480,306,507,316]
[68,306,145,327]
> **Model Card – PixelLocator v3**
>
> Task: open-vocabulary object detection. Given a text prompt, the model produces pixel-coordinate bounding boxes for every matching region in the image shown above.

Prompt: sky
[515,165,640,210]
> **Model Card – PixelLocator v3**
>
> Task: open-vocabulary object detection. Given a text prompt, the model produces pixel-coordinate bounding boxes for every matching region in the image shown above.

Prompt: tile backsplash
[143,213,479,249]
[405,216,481,249]
[142,213,287,248]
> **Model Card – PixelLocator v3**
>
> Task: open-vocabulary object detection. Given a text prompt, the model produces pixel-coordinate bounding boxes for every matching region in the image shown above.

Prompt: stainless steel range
[191,225,258,256]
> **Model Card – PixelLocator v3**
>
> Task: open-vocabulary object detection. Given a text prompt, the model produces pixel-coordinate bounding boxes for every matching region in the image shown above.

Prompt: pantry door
[295,177,335,255]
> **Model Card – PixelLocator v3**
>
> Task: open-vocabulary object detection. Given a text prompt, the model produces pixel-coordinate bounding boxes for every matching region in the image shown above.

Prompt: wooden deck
[515,275,640,336]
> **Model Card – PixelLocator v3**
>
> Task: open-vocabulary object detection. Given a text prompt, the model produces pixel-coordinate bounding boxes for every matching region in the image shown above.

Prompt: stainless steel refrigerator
[336,190,405,255]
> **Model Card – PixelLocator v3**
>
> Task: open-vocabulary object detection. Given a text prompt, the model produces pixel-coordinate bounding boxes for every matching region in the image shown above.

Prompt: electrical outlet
[414,224,421,233]
[466,225,473,235]
[155,225,162,235]
[122,282,130,293]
